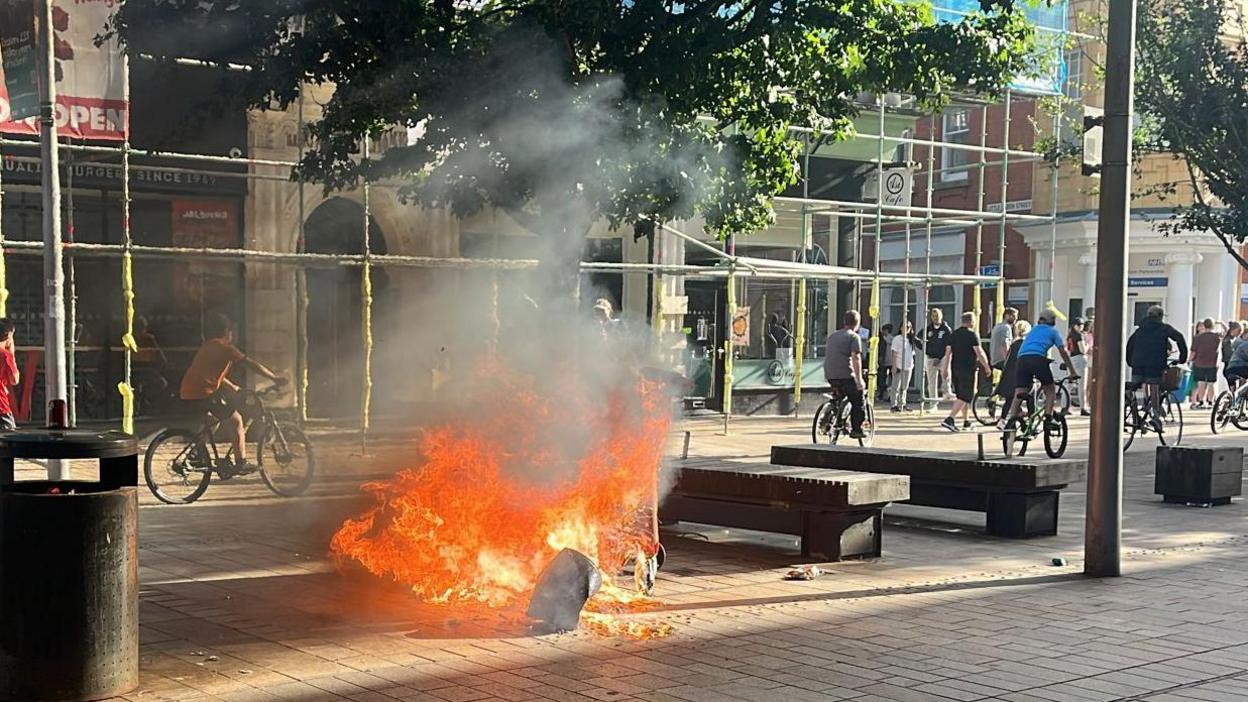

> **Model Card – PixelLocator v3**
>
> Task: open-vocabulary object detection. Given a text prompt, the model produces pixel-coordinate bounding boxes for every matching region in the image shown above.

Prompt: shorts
[185,389,243,420]
[1226,367,1248,385]
[1016,355,1054,390]
[951,367,977,403]
[1131,367,1164,385]
[1193,366,1218,383]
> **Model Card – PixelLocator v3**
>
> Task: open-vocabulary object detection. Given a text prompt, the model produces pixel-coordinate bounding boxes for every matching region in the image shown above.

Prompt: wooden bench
[660,463,909,561]
[1155,446,1244,505]
[771,444,1088,538]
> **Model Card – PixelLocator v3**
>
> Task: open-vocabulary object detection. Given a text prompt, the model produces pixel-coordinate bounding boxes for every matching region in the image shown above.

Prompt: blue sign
[1128,277,1168,288]
[979,264,1001,277]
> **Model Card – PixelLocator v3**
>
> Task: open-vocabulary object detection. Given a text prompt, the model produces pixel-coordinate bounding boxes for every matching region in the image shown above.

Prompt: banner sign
[0,0,38,121]
[0,0,126,139]
[171,200,240,309]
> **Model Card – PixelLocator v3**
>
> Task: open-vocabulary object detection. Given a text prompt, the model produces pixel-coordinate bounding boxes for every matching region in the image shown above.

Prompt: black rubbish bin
[0,430,140,702]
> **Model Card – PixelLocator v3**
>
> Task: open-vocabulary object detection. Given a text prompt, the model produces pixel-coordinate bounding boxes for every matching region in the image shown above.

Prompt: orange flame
[330,361,673,637]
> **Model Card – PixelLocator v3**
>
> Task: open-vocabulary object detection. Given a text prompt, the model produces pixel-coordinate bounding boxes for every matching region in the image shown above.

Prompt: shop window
[940,110,971,183]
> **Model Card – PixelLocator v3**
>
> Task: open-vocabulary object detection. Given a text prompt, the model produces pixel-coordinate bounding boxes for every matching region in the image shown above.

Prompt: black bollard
[526,549,602,633]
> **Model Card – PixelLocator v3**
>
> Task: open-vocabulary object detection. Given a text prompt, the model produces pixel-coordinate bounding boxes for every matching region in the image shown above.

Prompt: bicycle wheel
[1159,393,1183,446]
[258,423,316,497]
[144,428,213,504]
[1002,417,1029,458]
[1056,383,1071,415]
[973,394,1000,426]
[1044,413,1069,458]
[1123,396,1138,451]
[1211,392,1234,434]
[858,403,876,447]
[831,401,852,445]
[811,400,836,443]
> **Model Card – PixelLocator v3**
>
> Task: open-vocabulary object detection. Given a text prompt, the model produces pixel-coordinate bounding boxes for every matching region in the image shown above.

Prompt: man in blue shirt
[1006,310,1078,425]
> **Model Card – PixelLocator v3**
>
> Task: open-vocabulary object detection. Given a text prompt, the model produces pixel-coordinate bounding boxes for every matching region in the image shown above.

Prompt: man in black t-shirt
[941,311,990,432]
[921,308,954,410]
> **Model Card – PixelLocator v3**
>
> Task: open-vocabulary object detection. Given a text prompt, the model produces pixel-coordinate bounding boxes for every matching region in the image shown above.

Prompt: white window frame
[940,110,971,183]
[1063,49,1083,102]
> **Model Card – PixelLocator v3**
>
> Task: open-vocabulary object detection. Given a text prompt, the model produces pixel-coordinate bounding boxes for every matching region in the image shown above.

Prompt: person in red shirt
[179,314,285,471]
[0,319,20,430]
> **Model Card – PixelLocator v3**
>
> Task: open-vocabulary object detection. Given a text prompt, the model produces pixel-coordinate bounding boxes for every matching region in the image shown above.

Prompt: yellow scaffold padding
[972,285,982,321]
[1045,300,1068,322]
[995,284,1005,324]
[0,252,9,317]
[867,277,880,399]
[360,262,374,433]
[117,382,134,435]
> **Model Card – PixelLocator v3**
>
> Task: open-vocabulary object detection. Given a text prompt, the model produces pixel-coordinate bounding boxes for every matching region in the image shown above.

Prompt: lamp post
[1085,0,1138,578]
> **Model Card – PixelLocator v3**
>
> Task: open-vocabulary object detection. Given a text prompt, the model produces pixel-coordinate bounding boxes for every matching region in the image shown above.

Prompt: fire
[330,361,673,637]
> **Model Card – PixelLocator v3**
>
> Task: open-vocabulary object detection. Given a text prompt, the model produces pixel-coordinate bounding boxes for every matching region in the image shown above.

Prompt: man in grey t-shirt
[989,307,1019,369]
[823,310,866,437]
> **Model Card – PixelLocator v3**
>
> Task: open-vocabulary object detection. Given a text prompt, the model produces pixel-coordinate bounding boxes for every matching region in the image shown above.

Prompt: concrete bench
[660,463,909,561]
[771,444,1087,538]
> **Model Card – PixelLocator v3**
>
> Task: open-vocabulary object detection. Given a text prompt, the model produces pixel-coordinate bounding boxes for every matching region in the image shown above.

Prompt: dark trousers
[831,378,866,432]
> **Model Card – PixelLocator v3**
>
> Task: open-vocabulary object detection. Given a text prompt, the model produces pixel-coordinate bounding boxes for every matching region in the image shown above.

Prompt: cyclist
[1006,310,1078,427]
[179,314,287,473]
[1224,333,1248,394]
[823,310,867,439]
[1126,305,1187,428]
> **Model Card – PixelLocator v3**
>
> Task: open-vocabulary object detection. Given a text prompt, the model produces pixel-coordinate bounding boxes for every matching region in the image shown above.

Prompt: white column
[1165,252,1202,338]
[1035,249,1053,314]
[1079,251,1097,314]
[1225,254,1242,322]
[1196,252,1225,324]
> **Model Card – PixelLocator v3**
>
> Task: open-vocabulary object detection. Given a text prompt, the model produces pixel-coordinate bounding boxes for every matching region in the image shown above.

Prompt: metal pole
[974,106,988,326]
[918,114,937,415]
[360,139,374,451]
[39,0,68,470]
[997,91,1013,323]
[295,85,309,425]
[1085,0,1137,579]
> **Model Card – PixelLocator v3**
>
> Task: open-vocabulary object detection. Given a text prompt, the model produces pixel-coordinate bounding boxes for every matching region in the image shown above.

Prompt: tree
[1137,0,1248,269]
[111,1,1038,265]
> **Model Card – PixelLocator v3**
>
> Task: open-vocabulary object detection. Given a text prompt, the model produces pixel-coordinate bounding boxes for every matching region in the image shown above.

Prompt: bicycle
[144,384,315,504]
[1123,380,1184,450]
[811,381,875,447]
[974,365,1073,426]
[1001,393,1069,458]
[1210,384,1248,434]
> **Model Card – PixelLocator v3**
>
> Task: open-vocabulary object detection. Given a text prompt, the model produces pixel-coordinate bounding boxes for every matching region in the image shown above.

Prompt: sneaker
[941,417,958,432]
[890,406,901,413]
[849,429,866,439]
[963,420,973,429]
[1045,415,1063,431]
[901,405,913,413]
[1080,409,1091,417]
[996,419,1008,431]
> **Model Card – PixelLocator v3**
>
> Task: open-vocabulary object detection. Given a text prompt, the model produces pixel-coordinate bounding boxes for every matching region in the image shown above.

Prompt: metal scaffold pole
[38,0,68,471]
[973,105,988,325]
[295,85,309,425]
[867,97,885,402]
[360,139,375,452]
[1086,0,1137,579]
[997,91,1013,324]
[119,52,136,435]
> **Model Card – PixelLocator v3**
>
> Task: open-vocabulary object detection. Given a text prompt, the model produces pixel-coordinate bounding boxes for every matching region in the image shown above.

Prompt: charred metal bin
[0,430,139,702]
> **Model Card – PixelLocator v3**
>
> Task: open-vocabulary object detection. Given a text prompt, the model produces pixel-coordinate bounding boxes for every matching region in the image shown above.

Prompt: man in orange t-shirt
[0,319,20,431]
[180,314,285,470]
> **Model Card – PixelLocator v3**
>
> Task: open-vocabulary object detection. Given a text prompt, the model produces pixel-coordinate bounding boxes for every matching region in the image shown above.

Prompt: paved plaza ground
[52,407,1248,701]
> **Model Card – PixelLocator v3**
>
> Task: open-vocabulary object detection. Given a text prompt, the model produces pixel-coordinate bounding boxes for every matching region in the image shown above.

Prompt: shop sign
[1007,285,1029,303]
[1128,276,1168,288]
[0,0,127,139]
[986,200,1032,214]
[863,167,913,208]
[2,153,246,194]
[171,199,239,310]
[0,0,38,121]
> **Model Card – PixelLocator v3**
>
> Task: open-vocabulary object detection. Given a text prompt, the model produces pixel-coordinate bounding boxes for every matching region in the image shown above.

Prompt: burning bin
[0,430,140,702]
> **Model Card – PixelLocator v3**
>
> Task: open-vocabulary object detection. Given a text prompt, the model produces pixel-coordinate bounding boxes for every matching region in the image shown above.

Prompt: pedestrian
[876,323,894,401]
[994,320,1031,427]
[921,308,953,410]
[890,320,916,412]
[823,311,868,439]
[942,311,991,432]
[0,319,19,431]
[1067,317,1090,416]
[1190,318,1220,409]
[990,307,1019,370]
[1083,309,1096,410]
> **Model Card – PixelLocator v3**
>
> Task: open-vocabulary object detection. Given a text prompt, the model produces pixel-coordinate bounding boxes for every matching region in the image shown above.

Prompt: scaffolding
[0,5,1087,439]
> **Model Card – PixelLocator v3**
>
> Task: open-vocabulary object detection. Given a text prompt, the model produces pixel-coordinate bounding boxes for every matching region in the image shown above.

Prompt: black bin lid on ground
[0,430,138,460]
